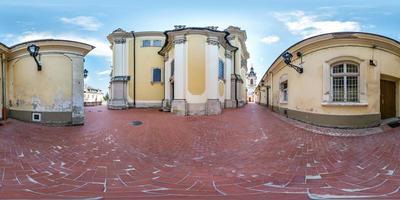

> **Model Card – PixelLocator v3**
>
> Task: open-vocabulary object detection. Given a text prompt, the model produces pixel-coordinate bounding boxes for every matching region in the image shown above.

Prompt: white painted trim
[321,102,368,106]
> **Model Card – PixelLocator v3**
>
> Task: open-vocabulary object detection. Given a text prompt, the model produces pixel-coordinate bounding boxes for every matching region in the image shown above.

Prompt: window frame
[151,67,163,84]
[280,80,288,104]
[218,59,225,80]
[330,62,360,103]
[142,40,151,47]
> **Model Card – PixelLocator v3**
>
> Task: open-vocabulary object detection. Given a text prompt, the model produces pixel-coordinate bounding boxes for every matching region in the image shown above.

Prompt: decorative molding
[173,37,187,44]
[174,25,186,30]
[207,37,219,46]
[227,35,236,41]
[225,51,232,59]
[164,53,169,62]
[114,38,126,44]
[241,59,247,67]
[206,26,219,30]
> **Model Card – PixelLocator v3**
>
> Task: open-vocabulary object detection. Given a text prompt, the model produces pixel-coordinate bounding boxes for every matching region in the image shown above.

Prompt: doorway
[380,80,396,119]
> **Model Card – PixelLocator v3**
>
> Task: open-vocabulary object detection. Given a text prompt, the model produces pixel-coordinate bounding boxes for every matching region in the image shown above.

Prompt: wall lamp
[27,43,42,71]
[84,69,88,79]
[282,51,303,73]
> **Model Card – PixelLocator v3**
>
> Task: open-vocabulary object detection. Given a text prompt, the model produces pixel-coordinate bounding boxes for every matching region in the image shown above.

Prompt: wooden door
[380,80,396,119]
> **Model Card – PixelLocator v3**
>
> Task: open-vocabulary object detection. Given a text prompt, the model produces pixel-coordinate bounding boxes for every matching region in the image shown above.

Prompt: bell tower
[246,65,257,102]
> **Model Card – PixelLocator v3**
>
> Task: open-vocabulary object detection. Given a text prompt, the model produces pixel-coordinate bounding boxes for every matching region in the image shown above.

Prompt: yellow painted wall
[218,81,225,97]
[127,38,134,102]
[9,55,72,111]
[269,46,400,116]
[187,35,206,95]
[135,36,165,101]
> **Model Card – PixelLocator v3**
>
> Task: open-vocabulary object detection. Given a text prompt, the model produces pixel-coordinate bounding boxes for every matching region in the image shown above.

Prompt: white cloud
[60,16,102,31]
[274,11,361,38]
[97,69,111,76]
[261,36,280,44]
[14,31,111,58]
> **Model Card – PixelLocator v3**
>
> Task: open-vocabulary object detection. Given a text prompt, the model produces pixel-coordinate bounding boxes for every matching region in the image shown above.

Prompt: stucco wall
[8,55,72,112]
[187,35,206,95]
[134,36,164,102]
[270,46,400,116]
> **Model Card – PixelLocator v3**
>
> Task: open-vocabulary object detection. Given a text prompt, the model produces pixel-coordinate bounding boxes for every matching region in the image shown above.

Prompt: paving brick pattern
[0,104,399,199]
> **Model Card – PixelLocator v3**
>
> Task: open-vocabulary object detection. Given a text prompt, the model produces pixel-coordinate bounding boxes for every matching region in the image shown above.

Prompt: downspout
[1,54,6,120]
[131,31,136,107]
[233,49,238,108]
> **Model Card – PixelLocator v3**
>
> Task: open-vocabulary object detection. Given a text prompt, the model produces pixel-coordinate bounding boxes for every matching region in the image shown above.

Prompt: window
[250,79,253,85]
[142,40,151,47]
[170,60,175,76]
[153,40,162,47]
[218,59,224,80]
[152,68,162,82]
[331,62,359,102]
[280,80,288,103]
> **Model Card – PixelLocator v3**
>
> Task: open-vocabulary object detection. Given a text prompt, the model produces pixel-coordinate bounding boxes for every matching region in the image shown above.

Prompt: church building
[107,26,250,115]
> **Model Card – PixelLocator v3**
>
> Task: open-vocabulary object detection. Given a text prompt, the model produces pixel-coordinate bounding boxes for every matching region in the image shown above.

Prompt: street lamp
[84,69,88,79]
[27,43,42,71]
[281,51,303,74]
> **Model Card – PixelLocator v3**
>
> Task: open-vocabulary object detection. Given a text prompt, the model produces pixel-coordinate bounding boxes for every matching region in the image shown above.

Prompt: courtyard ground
[0,104,399,199]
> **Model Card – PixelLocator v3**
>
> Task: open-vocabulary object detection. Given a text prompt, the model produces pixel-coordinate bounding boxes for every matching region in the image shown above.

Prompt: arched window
[331,62,359,102]
[218,59,224,80]
[152,68,162,82]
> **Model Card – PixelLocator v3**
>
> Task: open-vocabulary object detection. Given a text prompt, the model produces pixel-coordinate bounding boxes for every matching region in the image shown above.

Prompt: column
[162,54,171,111]
[224,51,234,108]
[205,36,222,115]
[171,35,187,115]
[108,37,130,109]
[68,54,85,125]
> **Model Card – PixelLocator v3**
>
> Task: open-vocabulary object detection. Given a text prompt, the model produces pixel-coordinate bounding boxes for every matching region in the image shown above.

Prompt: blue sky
[0,0,399,93]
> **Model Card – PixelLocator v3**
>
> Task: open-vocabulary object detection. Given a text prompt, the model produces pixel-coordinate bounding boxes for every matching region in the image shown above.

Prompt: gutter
[131,31,136,107]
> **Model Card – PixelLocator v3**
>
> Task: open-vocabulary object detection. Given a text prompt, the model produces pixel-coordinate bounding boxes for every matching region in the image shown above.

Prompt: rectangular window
[142,40,151,47]
[153,40,162,47]
[152,68,162,82]
[331,63,359,102]
[280,80,288,103]
[218,59,224,80]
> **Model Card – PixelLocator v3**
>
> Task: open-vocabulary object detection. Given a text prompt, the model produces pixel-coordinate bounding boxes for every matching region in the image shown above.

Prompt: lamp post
[282,51,303,73]
[27,43,42,71]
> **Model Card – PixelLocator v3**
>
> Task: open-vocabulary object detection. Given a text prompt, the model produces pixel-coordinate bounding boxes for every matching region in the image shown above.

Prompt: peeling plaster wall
[8,54,73,112]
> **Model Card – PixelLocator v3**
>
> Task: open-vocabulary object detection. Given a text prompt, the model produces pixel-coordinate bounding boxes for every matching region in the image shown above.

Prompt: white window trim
[330,62,360,103]
[279,74,288,104]
[151,67,163,84]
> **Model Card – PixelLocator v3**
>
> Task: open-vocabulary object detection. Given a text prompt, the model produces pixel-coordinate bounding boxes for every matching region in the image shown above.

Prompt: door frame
[380,77,398,119]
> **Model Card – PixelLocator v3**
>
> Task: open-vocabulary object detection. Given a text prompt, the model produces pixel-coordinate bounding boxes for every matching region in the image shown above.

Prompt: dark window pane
[346,76,358,102]
[153,40,162,47]
[332,64,344,74]
[143,40,151,47]
[332,77,344,101]
[153,68,161,82]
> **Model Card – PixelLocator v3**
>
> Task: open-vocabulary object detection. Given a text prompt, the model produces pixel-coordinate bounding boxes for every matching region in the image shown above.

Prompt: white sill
[280,101,288,105]
[321,102,368,106]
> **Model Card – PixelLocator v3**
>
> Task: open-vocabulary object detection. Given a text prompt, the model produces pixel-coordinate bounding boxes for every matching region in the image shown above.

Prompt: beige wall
[134,36,164,102]
[8,55,72,111]
[187,35,206,95]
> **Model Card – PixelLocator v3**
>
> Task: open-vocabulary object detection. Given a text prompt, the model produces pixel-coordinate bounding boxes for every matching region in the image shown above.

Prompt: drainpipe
[1,54,5,119]
[131,31,136,107]
[233,49,238,108]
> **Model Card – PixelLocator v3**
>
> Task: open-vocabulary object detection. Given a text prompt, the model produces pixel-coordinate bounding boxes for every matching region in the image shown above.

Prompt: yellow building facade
[0,40,93,125]
[255,32,400,128]
[107,26,249,115]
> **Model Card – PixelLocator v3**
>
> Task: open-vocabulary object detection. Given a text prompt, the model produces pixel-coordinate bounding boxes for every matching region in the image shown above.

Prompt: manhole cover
[130,121,143,126]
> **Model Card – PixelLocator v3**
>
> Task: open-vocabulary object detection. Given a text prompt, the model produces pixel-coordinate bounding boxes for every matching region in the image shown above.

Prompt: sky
[0,0,399,93]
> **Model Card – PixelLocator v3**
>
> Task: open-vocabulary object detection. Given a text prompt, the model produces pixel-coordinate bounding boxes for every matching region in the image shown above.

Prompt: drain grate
[388,121,400,128]
[130,121,143,126]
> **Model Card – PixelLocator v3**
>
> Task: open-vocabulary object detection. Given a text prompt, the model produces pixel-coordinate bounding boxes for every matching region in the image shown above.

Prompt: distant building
[84,85,104,106]
[107,26,250,115]
[246,66,257,102]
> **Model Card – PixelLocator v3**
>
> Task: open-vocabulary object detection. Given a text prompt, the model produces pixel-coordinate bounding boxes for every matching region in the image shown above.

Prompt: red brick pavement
[0,104,399,199]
